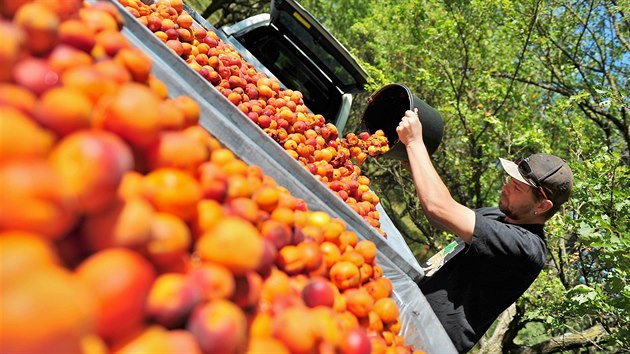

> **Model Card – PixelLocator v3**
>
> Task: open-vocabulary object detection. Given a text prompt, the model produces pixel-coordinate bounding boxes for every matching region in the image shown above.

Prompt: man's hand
[396,108,423,146]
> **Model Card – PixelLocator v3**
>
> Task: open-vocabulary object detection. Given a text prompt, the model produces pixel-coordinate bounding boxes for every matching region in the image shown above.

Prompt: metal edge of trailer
[106,1,457,352]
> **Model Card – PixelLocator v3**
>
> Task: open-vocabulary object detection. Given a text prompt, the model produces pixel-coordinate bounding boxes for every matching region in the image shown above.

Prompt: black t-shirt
[419,207,546,353]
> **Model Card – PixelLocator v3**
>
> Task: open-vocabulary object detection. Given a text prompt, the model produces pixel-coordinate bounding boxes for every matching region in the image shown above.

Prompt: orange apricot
[82,197,154,251]
[171,95,200,127]
[32,86,93,136]
[145,212,192,268]
[355,239,377,264]
[0,107,54,162]
[147,130,209,173]
[373,297,400,324]
[0,159,76,240]
[94,82,161,148]
[329,261,361,290]
[0,231,59,284]
[364,277,393,301]
[247,337,291,354]
[344,287,374,318]
[1,265,96,354]
[276,245,305,275]
[195,216,264,275]
[142,168,202,221]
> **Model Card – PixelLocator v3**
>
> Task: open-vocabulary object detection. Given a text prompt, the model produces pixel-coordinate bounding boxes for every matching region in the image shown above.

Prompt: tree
[300,0,629,351]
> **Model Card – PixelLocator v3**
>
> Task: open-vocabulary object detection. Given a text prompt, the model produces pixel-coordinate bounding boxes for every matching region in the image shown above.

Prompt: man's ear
[538,199,553,214]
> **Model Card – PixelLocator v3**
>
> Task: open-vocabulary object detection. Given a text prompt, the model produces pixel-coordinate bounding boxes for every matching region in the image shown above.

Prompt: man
[396,109,574,353]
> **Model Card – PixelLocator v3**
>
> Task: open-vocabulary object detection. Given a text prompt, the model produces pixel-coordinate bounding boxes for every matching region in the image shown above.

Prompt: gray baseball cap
[500,153,573,205]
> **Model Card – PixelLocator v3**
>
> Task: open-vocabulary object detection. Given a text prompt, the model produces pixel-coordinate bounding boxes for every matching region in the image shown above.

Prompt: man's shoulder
[474,207,505,220]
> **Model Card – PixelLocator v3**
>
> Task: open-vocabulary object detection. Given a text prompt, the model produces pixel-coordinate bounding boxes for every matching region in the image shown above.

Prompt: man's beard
[498,194,516,219]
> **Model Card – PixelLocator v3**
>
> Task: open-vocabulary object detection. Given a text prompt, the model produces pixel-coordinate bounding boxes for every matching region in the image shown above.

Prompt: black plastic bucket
[362,84,444,160]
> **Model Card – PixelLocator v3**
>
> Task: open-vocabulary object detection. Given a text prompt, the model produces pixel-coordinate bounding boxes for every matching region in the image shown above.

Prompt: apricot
[186,262,236,301]
[166,330,202,354]
[247,337,291,354]
[260,219,292,250]
[195,216,264,275]
[1,265,96,354]
[49,130,134,214]
[12,57,59,96]
[58,19,96,52]
[114,47,152,83]
[47,44,94,75]
[143,168,201,221]
[111,325,171,354]
[147,130,209,173]
[192,198,225,237]
[171,95,201,127]
[302,278,335,308]
[373,297,399,324]
[82,197,154,251]
[79,7,119,33]
[0,231,59,284]
[35,0,82,20]
[146,273,201,328]
[32,86,93,136]
[61,65,118,103]
[344,287,374,318]
[13,3,60,56]
[146,212,192,268]
[187,300,248,354]
[75,248,156,342]
[231,271,263,309]
[95,82,161,148]
[0,159,76,240]
[95,29,131,57]
[272,307,316,354]
[339,328,372,354]
[0,107,54,162]
[329,261,361,290]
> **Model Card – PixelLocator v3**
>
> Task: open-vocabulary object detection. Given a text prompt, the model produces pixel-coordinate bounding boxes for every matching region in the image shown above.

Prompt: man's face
[499,177,540,221]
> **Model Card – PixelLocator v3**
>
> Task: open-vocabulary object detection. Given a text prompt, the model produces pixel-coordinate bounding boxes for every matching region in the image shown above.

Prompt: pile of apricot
[0,1,424,353]
[119,0,391,235]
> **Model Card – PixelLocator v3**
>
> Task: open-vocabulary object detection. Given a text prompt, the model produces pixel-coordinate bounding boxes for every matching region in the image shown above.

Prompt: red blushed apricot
[75,248,156,342]
[186,262,236,301]
[13,3,60,56]
[187,300,248,354]
[146,130,209,173]
[146,273,202,329]
[49,130,134,215]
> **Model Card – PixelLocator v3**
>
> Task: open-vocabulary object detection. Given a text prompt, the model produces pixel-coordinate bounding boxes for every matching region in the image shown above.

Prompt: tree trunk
[477,303,517,354]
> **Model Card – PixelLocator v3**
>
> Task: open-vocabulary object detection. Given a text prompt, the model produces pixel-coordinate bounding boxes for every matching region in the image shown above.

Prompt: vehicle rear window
[277,11,356,87]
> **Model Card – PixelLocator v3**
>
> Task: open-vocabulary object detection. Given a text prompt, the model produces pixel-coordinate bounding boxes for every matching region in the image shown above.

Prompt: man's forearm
[405,140,475,242]
[406,141,453,221]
